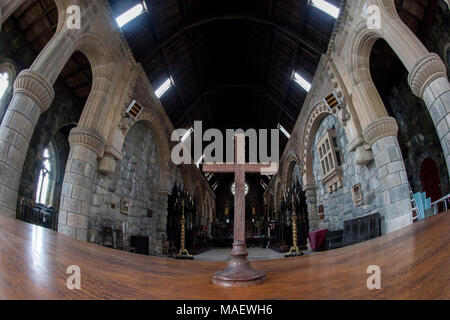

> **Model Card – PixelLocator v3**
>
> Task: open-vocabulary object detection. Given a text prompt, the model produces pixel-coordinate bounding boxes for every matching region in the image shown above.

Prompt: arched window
[35,147,54,206]
[0,62,15,123]
[0,72,9,100]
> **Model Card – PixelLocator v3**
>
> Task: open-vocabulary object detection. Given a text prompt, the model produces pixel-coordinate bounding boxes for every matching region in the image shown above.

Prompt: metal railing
[431,194,450,215]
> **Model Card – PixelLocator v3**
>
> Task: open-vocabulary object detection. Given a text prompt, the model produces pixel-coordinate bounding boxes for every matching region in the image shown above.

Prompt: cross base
[212,242,266,287]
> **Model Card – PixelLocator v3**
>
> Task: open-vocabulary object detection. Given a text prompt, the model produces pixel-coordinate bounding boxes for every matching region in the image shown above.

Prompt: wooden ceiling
[11,0,92,110]
[109,0,341,136]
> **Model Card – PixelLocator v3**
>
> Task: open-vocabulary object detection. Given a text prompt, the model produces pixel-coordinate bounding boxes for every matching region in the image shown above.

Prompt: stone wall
[312,114,380,231]
[89,121,161,248]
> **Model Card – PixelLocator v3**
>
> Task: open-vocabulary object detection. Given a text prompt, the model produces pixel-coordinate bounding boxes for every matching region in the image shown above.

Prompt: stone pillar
[379,2,450,175]
[0,70,54,217]
[58,127,105,241]
[304,185,319,232]
[408,54,450,176]
[151,188,169,255]
[363,117,413,234]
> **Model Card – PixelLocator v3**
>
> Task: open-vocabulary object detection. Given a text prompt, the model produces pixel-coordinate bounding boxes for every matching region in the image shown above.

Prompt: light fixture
[311,0,340,19]
[181,127,193,143]
[116,3,145,28]
[293,72,311,92]
[155,78,173,98]
[278,123,291,139]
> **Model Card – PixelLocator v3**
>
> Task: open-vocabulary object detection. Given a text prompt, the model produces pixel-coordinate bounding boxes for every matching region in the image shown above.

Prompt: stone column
[363,117,413,234]
[0,70,54,217]
[408,54,450,176]
[304,185,319,232]
[379,2,450,175]
[58,127,105,241]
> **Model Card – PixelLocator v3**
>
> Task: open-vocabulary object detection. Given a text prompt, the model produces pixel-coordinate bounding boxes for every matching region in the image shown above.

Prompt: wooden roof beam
[142,14,324,69]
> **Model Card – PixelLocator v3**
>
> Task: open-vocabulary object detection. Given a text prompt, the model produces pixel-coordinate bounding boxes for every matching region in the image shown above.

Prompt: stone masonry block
[0,126,18,146]
[61,182,73,197]
[0,143,8,162]
[380,173,402,190]
[440,91,450,114]
[385,214,413,234]
[0,162,20,191]
[7,145,25,171]
[388,147,402,162]
[67,212,88,229]
[388,184,410,204]
[76,229,88,242]
[436,118,449,138]
[387,161,405,174]
[58,210,68,225]
[62,197,82,214]
[0,184,18,211]
[385,198,412,220]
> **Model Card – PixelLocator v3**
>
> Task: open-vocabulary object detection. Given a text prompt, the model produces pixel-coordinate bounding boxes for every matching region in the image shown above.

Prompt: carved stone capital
[68,127,106,158]
[362,117,399,147]
[13,69,54,113]
[104,145,123,161]
[98,154,116,175]
[303,184,316,200]
[408,53,447,98]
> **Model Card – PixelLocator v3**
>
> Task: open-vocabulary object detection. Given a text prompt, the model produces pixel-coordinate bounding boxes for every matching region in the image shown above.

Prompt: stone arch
[347,20,389,128]
[300,102,335,188]
[72,32,115,136]
[282,153,302,189]
[131,108,171,191]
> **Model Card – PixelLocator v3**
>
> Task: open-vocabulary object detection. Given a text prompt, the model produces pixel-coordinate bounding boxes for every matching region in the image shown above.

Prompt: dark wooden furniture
[16,201,58,231]
[0,212,448,299]
[130,235,149,255]
[326,213,381,250]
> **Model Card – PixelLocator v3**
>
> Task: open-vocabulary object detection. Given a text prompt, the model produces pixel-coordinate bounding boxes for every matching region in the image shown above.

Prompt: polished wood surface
[0,212,449,299]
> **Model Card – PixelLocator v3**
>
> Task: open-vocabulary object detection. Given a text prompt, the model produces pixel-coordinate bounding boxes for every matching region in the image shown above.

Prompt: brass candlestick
[177,199,193,259]
[285,190,303,257]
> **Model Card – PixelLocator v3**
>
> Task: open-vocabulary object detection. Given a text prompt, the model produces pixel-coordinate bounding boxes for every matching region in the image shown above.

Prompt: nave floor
[0,212,448,299]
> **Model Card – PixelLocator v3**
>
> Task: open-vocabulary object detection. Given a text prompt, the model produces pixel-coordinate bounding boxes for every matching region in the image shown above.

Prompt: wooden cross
[202,133,276,287]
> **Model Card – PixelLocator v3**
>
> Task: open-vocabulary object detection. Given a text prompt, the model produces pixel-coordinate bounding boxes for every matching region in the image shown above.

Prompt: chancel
[0,0,449,300]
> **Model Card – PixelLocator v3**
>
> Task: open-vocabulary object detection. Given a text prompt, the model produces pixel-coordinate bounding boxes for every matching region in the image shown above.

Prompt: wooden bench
[326,213,381,250]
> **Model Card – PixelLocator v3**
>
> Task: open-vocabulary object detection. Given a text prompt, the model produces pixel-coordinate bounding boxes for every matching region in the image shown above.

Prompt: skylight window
[293,72,311,92]
[181,127,193,143]
[116,3,145,28]
[196,155,205,168]
[311,0,340,19]
[155,78,173,99]
[278,124,291,139]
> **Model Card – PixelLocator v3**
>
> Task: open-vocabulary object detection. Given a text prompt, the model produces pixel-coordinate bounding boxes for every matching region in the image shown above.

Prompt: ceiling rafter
[31,22,57,44]
[14,0,38,20]
[144,3,192,128]
[141,14,325,70]
[24,2,56,33]
[177,0,213,127]
[179,83,297,126]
